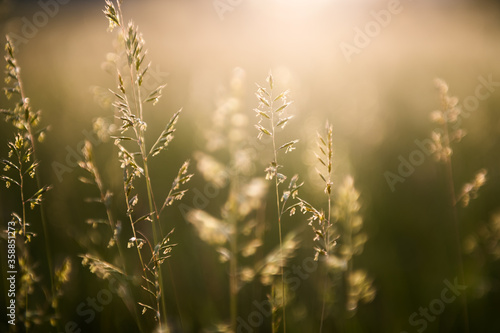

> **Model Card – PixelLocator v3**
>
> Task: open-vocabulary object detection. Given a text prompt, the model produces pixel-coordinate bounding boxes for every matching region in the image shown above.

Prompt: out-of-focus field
[1,0,500,332]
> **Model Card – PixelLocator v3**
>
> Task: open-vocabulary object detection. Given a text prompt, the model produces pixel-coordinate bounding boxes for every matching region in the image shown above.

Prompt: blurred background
[1,0,500,332]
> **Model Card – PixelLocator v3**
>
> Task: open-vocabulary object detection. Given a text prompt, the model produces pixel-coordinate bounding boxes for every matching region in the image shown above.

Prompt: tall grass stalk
[1,35,64,330]
[430,79,487,333]
[101,1,193,330]
[188,69,300,331]
[228,178,240,331]
[298,122,336,331]
[442,118,469,332]
[187,68,261,330]
[79,140,146,333]
[315,123,334,332]
[299,122,375,331]
[255,73,301,332]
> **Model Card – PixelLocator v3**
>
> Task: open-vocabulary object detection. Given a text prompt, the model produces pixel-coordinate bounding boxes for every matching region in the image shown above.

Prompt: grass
[0,1,499,333]
[298,123,375,332]
[187,69,300,332]
[79,1,193,332]
[1,35,70,331]
[254,73,303,332]
[429,79,488,333]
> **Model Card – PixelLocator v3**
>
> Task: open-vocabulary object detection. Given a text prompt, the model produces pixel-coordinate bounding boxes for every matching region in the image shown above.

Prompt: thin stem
[18,153,26,241]
[124,178,149,281]
[166,261,184,331]
[155,264,161,331]
[125,190,157,333]
[141,146,168,327]
[137,94,182,331]
[269,91,286,333]
[319,272,328,332]
[319,194,332,333]
[442,122,469,333]
[142,156,159,246]
[120,16,167,326]
[16,65,57,330]
[83,148,146,333]
[114,3,167,327]
[129,23,171,323]
[18,149,28,331]
[94,169,144,332]
[92,162,128,268]
[228,175,239,331]
[113,3,185,328]
[230,221,238,331]
[346,214,353,332]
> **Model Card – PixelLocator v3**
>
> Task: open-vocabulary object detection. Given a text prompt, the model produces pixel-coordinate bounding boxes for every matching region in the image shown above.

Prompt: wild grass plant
[298,122,375,332]
[78,137,147,332]
[254,73,305,332]
[429,78,488,333]
[1,35,71,331]
[187,69,299,332]
[78,1,193,331]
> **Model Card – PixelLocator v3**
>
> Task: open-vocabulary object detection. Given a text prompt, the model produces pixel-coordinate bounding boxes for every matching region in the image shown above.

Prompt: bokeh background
[1,0,500,332]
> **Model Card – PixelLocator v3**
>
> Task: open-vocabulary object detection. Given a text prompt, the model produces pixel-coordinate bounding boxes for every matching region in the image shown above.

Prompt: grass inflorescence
[429,78,488,333]
[78,1,193,332]
[298,122,375,331]
[187,69,300,332]
[1,35,71,331]
[254,73,304,332]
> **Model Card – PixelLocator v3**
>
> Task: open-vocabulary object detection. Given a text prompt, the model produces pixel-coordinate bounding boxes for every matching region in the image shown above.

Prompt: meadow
[1,0,500,332]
